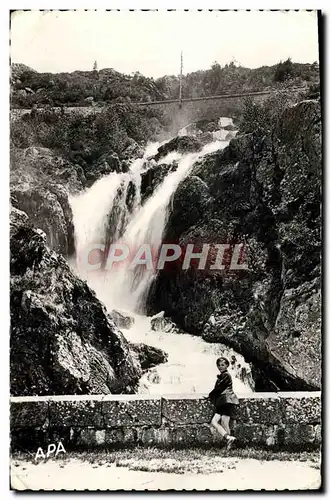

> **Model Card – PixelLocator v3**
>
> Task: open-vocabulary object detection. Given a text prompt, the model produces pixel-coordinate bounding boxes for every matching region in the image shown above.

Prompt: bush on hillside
[11,104,170,176]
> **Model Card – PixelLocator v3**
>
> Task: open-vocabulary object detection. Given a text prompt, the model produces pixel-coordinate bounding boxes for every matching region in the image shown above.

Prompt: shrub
[239,87,306,135]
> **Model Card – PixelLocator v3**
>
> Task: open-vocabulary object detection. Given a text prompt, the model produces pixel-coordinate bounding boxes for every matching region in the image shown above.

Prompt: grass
[11,447,321,475]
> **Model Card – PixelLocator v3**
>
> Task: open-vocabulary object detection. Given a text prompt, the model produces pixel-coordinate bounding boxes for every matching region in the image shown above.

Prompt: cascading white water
[69,142,160,281]
[102,140,228,313]
[69,125,254,395]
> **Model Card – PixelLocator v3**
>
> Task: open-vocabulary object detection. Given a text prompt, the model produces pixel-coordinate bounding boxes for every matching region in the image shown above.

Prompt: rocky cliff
[10,146,85,256]
[10,140,140,256]
[148,99,321,391]
[10,206,143,396]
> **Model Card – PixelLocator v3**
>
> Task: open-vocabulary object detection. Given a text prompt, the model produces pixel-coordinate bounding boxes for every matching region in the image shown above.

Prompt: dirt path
[11,457,321,491]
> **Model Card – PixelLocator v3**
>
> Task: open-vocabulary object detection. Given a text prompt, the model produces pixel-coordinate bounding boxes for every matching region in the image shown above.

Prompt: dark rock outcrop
[141,160,178,203]
[195,119,219,133]
[154,136,203,162]
[130,343,168,370]
[11,184,75,256]
[148,99,321,391]
[10,207,142,396]
[86,151,128,186]
[166,176,211,241]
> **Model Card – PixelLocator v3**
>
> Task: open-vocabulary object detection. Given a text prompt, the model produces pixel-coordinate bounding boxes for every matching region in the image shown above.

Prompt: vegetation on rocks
[156,60,319,100]
[10,64,167,108]
[11,104,170,177]
[11,61,318,109]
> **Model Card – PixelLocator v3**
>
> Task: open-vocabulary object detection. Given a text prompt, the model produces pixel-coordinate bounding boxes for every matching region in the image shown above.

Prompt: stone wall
[11,392,321,452]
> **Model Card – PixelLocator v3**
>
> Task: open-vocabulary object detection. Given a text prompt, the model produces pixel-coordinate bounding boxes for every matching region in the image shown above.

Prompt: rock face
[10,207,142,396]
[11,184,75,257]
[10,147,84,256]
[148,100,321,391]
[150,314,186,335]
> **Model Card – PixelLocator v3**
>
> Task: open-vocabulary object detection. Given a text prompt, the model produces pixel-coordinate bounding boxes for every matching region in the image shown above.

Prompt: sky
[10,10,319,77]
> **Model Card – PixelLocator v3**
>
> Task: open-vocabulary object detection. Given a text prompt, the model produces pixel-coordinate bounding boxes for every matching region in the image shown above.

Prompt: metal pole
[179,51,183,108]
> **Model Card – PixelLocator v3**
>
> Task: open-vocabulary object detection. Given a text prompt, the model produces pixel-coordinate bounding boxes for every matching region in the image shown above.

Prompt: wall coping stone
[10,391,322,404]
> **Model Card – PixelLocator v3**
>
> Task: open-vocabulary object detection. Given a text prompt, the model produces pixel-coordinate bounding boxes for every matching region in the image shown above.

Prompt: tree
[273,58,294,83]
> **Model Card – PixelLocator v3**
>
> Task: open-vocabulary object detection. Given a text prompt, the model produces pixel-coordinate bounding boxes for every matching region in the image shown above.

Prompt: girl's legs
[222,415,236,448]
[211,413,236,449]
[221,415,231,435]
[211,413,227,438]
[230,418,237,434]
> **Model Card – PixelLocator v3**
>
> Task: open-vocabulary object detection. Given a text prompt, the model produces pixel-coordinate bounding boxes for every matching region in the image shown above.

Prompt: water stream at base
[123,313,254,395]
[69,119,254,395]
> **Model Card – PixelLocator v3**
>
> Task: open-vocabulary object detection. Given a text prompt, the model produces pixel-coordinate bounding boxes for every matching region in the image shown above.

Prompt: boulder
[154,136,203,162]
[223,124,237,131]
[150,315,185,334]
[111,309,135,330]
[10,207,142,396]
[148,100,321,391]
[130,343,168,370]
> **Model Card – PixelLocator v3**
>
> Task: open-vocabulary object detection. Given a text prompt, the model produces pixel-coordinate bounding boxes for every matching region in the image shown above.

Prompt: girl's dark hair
[216,357,230,367]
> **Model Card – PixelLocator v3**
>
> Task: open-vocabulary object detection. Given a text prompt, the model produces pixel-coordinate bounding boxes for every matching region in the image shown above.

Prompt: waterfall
[69,128,254,395]
[71,139,227,312]
[104,140,229,313]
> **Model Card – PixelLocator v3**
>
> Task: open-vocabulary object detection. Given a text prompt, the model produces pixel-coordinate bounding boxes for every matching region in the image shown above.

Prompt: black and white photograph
[9,9,322,491]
